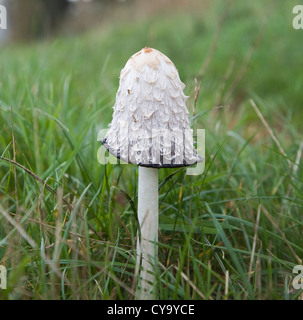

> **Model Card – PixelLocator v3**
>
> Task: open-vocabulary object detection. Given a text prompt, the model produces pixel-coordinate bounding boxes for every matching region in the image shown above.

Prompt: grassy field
[0,0,302,300]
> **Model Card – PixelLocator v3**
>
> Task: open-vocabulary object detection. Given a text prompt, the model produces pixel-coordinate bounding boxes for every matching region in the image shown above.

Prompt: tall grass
[0,0,302,299]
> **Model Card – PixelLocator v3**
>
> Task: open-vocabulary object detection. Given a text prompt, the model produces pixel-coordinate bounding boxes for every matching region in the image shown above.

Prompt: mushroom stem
[137,166,159,299]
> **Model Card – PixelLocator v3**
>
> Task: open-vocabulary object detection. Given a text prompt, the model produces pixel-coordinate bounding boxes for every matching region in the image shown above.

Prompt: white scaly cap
[102,47,203,168]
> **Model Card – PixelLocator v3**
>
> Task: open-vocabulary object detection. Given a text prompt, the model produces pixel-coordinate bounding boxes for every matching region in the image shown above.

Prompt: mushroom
[101,47,202,299]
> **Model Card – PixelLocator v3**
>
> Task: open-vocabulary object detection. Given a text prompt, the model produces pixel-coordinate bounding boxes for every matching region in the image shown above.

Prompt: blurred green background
[0,0,302,300]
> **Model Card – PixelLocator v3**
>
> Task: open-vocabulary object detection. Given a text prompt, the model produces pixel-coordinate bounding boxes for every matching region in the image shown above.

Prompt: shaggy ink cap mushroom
[102,47,203,168]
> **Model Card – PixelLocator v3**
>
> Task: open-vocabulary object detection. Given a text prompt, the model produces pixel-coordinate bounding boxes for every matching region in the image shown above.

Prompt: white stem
[136,166,158,300]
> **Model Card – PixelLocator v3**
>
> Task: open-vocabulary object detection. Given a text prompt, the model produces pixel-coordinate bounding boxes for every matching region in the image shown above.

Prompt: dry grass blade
[0,204,37,249]
[0,156,73,211]
[224,270,229,298]
[0,204,70,286]
[0,156,103,241]
[245,204,261,299]
[94,279,103,296]
[54,187,63,268]
[10,106,18,212]
[249,99,291,167]
[248,205,262,277]
[193,77,200,119]
[8,211,119,247]
[172,265,209,300]
[292,141,303,176]
[286,140,303,198]
[261,205,302,265]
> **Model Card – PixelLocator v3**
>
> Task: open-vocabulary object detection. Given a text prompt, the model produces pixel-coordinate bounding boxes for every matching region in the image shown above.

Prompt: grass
[0,0,302,300]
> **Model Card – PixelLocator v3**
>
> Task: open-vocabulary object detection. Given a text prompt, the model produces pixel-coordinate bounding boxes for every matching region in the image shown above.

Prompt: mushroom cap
[101,47,203,168]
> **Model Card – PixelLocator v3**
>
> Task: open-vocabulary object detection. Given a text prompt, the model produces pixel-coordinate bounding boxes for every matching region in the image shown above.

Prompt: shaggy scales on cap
[101,47,202,168]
